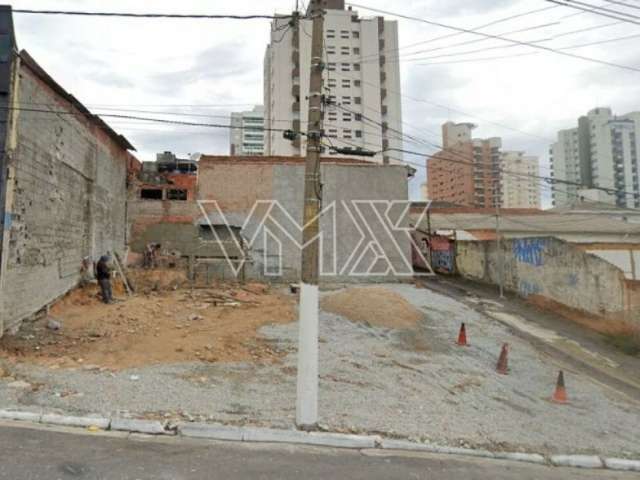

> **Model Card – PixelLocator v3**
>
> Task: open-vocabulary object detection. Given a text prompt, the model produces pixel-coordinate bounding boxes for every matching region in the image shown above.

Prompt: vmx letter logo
[197,200,434,278]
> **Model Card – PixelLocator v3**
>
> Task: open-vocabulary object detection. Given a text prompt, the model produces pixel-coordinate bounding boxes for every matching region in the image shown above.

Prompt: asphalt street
[0,423,637,479]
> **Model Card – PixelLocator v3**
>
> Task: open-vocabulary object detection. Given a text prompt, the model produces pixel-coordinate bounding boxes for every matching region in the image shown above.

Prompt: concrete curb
[111,418,169,435]
[176,424,379,449]
[603,458,640,472]
[550,454,603,469]
[0,409,638,470]
[41,413,110,429]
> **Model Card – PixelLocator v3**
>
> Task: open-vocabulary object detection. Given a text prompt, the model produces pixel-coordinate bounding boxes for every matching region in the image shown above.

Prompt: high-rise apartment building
[427,122,541,208]
[427,122,502,208]
[550,107,640,208]
[500,151,541,209]
[263,0,403,164]
[229,105,265,156]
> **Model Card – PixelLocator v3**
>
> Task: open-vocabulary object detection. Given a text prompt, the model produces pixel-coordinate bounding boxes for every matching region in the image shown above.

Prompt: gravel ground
[1,284,639,456]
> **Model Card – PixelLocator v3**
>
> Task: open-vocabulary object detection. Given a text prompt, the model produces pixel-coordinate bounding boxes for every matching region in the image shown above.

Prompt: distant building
[550,107,640,208]
[264,0,403,164]
[500,151,541,209]
[229,105,264,156]
[427,122,502,208]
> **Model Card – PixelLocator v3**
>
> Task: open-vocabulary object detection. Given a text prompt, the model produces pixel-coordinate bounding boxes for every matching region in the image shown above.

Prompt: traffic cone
[496,343,509,375]
[456,323,468,346]
[552,370,568,404]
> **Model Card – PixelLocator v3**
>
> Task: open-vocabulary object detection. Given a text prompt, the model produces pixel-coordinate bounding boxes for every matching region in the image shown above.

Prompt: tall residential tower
[550,107,640,208]
[263,0,403,164]
[229,105,265,156]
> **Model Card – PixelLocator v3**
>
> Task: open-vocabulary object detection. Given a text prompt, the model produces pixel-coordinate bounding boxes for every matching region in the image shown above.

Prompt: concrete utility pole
[296,0,324,429]
[495,178,505,299]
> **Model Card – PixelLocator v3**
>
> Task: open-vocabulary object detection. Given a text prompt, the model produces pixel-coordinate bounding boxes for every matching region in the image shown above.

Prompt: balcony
[292,51,299,64]
[292,101,300,112]
[380,71,386,83]
[292,84,300,97]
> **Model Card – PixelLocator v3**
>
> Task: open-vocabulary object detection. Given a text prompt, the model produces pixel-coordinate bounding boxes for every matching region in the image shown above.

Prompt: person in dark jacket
[95,255,113,304]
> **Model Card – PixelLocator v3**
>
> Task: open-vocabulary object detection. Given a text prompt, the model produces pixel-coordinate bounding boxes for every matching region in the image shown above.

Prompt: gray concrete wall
[456,236,626,316]
[129,160,412,283]
[0,59,131,333]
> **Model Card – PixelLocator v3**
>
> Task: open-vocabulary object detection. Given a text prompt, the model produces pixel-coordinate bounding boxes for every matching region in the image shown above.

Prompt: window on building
[327,62,336,71]
[341,79,350,88]
[355,113,362,121]
[353,47,360,55]
[326,45,336,55]
[328,78,337,87]
[353,63,361,71]
[327,128,338,138]
[199,225,242,242]
[342,113,352,121]
[340,30,349,38]
[355,130,363,138]
[342,96,352,105]
[327,29,336,38]
[341,46,350,55]
[166,189,188,201]
[353,31,360,38]
[354,97,361,105]
[341,63,350,71]
[343,129,353,139]
[140,188,163,200]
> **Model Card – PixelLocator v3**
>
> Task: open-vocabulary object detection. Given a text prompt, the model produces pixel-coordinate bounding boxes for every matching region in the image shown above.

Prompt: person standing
[95,255,113,304]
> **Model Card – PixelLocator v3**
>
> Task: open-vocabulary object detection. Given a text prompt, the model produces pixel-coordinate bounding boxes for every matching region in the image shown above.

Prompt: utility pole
[296,0,324,429]
[495,174,505,298]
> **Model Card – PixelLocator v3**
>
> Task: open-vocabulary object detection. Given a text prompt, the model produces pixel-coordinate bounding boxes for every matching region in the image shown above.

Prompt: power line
[0,105,294,134]
[602,0,640,10]
[346,2,640,72]
[12,9,292,20]
[357,4,562,64]
[411,31,640,64]
[547,0,640,23]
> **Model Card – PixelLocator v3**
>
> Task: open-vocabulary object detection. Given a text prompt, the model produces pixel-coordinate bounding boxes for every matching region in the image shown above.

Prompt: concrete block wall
[456,237,626,317]
[128,159,412,283]
[0,60,132,333]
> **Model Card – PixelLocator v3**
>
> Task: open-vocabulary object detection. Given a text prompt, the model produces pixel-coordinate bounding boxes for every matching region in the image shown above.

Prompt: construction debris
[0,279,294,370]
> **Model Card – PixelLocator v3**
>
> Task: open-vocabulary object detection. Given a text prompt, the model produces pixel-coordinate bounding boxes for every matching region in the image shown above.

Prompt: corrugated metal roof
[414,213,640,234]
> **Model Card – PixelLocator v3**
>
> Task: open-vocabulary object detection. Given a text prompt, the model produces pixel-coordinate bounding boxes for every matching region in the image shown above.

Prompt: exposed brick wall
[0,59,134,333]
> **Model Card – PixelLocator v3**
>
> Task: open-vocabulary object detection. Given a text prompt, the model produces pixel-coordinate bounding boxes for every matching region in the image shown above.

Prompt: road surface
[0,422,636,479]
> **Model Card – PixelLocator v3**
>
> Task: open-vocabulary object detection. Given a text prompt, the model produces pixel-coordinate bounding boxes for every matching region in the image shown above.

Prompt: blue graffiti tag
[512,238,547,266]
[519,280,541,297]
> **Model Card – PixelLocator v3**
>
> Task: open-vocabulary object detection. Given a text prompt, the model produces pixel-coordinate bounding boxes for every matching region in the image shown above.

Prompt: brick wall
[0,57,134,333]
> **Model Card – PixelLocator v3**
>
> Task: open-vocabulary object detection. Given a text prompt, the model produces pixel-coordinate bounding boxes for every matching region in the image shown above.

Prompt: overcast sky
[10,0,640,202]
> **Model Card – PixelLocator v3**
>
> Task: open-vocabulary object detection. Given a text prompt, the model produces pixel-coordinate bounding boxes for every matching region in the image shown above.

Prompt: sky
[9,0,640,203]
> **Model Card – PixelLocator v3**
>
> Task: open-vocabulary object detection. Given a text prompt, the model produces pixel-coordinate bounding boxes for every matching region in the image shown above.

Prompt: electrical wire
[546,0,640,23]
[602,0,640,10]
[410,31,640,65]
[12,9,293,20]
[346,2,640,72]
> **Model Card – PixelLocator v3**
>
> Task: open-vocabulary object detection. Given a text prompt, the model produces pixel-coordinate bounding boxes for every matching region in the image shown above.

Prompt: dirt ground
[0,273,296,370]
[321,286,424,329]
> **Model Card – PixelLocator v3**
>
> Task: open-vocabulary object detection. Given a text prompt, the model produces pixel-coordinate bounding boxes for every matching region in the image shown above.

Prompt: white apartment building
[229,105,265,156]
[500,151,541,209]
[263,0,403,164]
[550,107,640,208]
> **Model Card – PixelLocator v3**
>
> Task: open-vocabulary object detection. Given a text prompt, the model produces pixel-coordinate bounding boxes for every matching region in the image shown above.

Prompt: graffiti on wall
[512,238,547,266]
[432,250,454,273]
[518,280,542,297]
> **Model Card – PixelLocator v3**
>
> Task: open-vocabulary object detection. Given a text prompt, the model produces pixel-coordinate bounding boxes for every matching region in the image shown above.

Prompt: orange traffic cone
[552,370,568,404]
[496,343,509,374]
[456,323,468,346]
